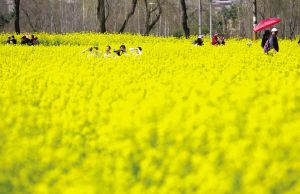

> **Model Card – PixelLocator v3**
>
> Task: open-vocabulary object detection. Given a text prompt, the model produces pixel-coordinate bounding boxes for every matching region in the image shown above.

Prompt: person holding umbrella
[269,28,279,53]
[261,30,271,48]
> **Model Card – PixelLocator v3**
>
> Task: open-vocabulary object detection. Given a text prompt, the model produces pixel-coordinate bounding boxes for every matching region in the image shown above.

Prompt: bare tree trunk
[14,0,21,33]
[288,0,297,39]
[97,0,106,33]
[144,0,163,35]
[180,0,190,38]
[60,0,63,33]
[198,0,202,35]
[119,0,138,33]
[21,7,37,32]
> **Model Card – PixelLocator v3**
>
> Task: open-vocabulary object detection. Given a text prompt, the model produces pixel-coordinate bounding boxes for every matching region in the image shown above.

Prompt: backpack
[264,39,270,53]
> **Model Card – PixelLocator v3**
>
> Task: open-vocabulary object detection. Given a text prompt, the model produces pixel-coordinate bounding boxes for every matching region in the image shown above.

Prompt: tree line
[0,0,299,39]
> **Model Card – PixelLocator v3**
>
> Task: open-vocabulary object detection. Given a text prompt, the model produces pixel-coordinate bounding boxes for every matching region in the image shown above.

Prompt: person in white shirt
[129,47,142,55]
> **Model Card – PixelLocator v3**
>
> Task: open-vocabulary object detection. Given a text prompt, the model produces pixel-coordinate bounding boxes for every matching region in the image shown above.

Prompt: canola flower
[0,33,300,194]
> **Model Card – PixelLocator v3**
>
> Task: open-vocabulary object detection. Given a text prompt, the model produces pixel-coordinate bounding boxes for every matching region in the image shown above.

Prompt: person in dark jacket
[269,28,279,53]
[114,45,129,56]
[193,35,204,46]
[298,38,300,45]
[261,30,271,48]
[21,36,30,45]
[6,36,11,44]
[11,36,17,44]
[30,35,37,45]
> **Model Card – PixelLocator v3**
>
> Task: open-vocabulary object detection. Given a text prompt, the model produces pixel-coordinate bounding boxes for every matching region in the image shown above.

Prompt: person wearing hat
[193,35,204,46]
[269,28,279,53]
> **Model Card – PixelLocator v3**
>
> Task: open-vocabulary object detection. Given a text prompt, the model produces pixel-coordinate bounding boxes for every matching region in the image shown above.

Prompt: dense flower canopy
[0,33,299,194]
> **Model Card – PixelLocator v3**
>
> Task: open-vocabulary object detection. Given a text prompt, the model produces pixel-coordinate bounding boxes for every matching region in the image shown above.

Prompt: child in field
[129,47,142,55]
[104,46,114,58]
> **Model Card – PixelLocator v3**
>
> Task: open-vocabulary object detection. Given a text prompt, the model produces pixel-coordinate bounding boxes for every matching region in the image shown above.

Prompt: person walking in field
[104,46,114,58]
[298,38,300,45]
[261,30,271,48]
[269,28,279,53]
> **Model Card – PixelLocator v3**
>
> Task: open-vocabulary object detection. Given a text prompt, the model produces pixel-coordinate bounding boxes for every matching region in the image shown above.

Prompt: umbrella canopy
[253,18,282,32]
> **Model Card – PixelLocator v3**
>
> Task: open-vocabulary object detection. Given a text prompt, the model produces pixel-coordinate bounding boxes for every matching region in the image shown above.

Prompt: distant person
[114,45,129,56]
[21,36,30,45]
[30,35,37,45]
[34,37,40,45]
[298,38,300,45]
[6,36,11,44]
[263,33,272,54]
[193,35,204,46]
[82,47,99,57]
[219,34,225,45]
[269,28,279,53]
[11,36,17,44]
[212,33,219,45]
[261,30,271,48]
[104,46,114,58]
[20,36,26,45]
[129,47,142,55]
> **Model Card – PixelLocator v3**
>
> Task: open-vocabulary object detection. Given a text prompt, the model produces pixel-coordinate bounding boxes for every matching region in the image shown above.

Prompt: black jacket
[195,38,203,46]
[11,38,17,44]
[269,35,279,52]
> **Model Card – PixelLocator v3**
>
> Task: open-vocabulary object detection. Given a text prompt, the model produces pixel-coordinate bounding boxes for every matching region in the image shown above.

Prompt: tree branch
[119,0,138,33]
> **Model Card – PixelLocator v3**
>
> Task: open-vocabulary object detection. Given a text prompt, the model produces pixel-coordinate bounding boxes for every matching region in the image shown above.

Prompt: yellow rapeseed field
[0,33,300,194]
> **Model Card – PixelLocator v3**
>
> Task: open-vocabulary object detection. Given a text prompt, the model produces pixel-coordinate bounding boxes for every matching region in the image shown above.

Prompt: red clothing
[212,36,219,45]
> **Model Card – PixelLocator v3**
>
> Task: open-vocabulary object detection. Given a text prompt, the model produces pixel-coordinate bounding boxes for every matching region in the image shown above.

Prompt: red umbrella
[253,18,282,32]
